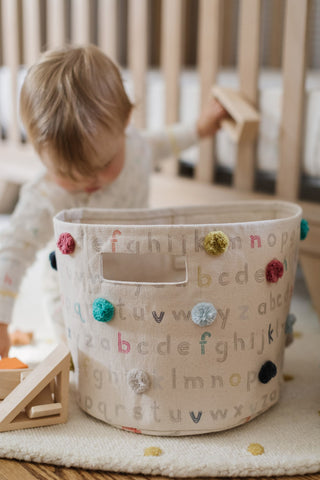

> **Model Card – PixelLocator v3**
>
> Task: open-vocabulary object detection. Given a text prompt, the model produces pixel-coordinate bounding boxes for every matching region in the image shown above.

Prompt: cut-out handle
[102,253,187,285]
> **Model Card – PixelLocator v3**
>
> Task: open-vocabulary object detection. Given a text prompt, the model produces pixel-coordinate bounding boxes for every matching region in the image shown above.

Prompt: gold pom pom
[247,443,265,456]
[204,231,229,255]
[144,446,163,456]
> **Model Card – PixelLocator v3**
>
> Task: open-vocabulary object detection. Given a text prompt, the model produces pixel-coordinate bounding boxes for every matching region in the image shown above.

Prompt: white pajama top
[0,123,198,324]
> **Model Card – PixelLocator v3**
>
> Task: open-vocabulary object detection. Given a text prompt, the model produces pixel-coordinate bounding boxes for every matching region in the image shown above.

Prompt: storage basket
[54,201,302,435]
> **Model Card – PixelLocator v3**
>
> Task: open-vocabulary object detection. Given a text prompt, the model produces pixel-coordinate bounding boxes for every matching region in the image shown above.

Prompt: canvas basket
[53,201,302,436]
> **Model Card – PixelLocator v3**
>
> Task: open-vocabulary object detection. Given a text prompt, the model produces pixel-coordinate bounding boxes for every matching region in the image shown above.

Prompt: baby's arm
[142,99,227,166]
[0,183,54,358]
[197,98,228,138]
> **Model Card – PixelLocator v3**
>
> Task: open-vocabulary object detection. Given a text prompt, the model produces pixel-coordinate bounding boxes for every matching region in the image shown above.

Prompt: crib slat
[234,0,261,191]
[128,0,148,128]
[196,0,221,182]
[22,0,41,66]
[71,0,91,45]
[277,0,310,201]
[161,0,185,174]
[47,0,66,49]
[161,0,184,126]
[1,0,20,143]
[98,0,117,62]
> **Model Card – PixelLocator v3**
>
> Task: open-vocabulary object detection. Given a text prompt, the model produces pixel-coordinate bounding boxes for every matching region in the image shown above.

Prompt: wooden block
[0,343,70,432]
[25,384,53,418]
[212,85,260,143]
[0,358,29,369]
[27,402,62,419]
[0,369,31,400]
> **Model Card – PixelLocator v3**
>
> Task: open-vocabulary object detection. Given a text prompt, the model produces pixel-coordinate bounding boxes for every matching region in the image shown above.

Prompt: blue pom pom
[92,298,114,322]
[300,218,309,240]
[49,251,57,270]
[285,313,296,334]
[191,302,217,327]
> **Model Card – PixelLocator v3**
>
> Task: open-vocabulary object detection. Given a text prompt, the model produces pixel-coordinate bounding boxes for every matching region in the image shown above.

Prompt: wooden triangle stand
[0,343,70,432]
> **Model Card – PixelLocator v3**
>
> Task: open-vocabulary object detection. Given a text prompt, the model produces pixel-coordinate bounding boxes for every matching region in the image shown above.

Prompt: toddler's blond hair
[20,44,133,179]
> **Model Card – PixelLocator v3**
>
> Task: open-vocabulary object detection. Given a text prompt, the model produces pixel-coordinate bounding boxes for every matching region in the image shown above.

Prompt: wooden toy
[0,357,28,370]
[212,85,260,143]
[0,343,70,432]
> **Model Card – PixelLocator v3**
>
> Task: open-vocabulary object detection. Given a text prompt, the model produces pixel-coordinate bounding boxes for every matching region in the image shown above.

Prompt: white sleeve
[0,184,55,325]
[141,123,199,167]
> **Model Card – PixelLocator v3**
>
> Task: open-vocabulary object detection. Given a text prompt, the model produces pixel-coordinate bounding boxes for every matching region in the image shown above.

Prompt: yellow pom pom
[144,446,163,456]
[204,231,229,255]
[247,443,265,456]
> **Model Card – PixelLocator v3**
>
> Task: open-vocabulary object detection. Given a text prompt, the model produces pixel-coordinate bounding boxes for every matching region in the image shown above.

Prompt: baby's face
[42,129,126,193]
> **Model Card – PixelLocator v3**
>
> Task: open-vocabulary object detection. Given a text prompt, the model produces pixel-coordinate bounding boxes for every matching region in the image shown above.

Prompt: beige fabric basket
[53,201,302,436]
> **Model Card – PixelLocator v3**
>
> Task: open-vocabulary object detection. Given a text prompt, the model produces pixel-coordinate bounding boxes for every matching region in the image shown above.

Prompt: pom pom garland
[258,361,277,384]
[265,259,284,283]
[285,313,296,335]
[300,218,309,240]
[92,298,114,323]
[204,231,229,256]
[191,302,217,327]
[49,251,57,270]
[128,369,151,394]
[57,232,76,254]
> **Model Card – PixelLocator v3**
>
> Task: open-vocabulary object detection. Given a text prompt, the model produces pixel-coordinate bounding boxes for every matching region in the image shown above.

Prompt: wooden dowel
[47,0,66,49]
[1,0,20,143]
[22,0,41,66]
[161,0,185,175]
[161,0,184,126]
[234,0,261,191]
[276,0,310,201]
[128,0,148,128]
[196,0,221,182]
[71,0,91,45]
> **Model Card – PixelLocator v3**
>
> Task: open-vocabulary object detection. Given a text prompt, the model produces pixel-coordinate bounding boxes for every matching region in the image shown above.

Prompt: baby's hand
[197,97,228,139]
[0,323,10,358]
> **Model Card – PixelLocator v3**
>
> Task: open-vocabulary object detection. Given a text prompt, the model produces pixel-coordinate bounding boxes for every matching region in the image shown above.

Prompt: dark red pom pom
[265,259,284,283]
[57,232,75,254]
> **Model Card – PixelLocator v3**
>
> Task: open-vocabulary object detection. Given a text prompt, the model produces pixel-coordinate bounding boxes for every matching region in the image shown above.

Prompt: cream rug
[0,267,319,477]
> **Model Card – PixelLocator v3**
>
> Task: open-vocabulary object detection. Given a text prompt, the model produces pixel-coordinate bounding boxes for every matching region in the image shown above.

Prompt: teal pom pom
[92,298,114,322]
[300,218,309,240]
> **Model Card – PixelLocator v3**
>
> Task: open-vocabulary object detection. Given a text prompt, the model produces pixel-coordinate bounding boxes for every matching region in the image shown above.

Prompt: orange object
[0,357,28,370]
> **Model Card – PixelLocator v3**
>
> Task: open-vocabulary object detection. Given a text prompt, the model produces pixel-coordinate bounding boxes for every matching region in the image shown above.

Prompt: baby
[0,44,227,358]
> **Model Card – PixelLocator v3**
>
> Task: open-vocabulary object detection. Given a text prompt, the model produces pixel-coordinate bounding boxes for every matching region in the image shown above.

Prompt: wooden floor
[0,459,319,480]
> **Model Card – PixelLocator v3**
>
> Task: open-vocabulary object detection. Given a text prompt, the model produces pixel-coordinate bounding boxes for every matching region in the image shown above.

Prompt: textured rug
[0,269,319,477]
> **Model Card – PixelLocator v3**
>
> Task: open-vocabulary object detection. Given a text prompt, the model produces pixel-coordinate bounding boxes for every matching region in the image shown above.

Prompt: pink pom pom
[57,233,75,254]
[265,259,284,283]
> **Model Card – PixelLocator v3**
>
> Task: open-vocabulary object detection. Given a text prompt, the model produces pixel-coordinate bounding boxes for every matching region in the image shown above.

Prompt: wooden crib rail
[196,0,221,182]
[0,0,313,203]
[234,0,261,191]
[46,0,66,49]
[277,0,310,202]
[1,0,20,144]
